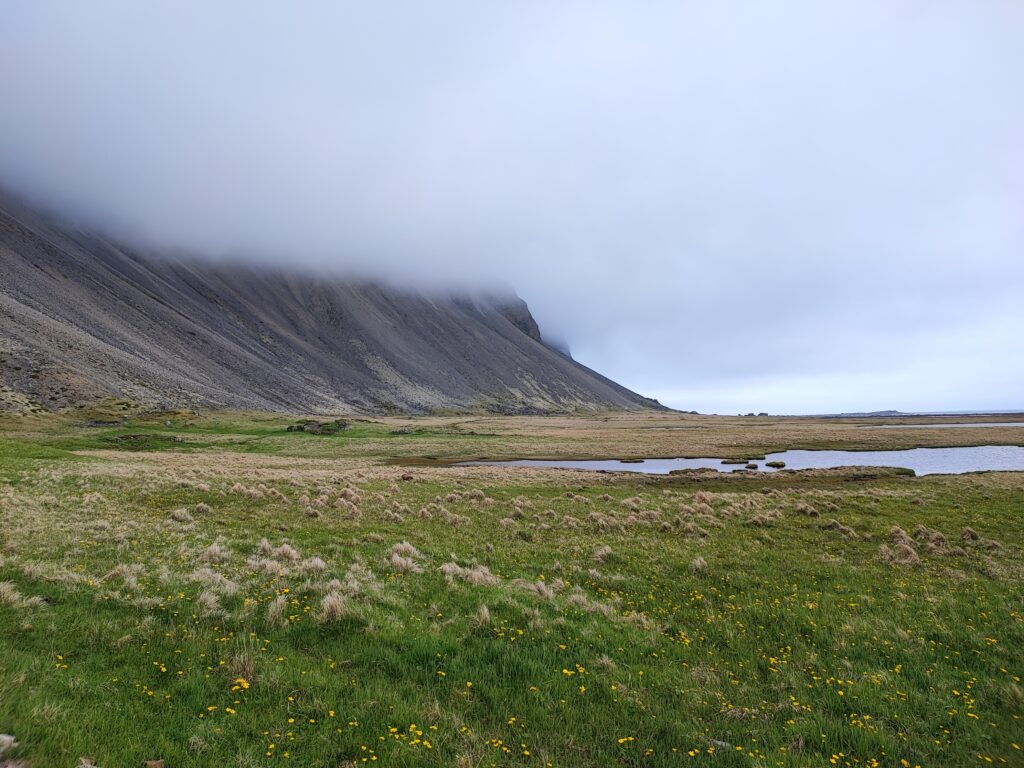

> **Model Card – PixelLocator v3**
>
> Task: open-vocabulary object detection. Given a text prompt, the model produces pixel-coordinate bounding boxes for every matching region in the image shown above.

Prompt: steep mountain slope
[0,196,662,414]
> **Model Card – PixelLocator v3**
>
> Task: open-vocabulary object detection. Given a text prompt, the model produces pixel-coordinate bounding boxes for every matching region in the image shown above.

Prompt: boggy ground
[0,411,1022,768]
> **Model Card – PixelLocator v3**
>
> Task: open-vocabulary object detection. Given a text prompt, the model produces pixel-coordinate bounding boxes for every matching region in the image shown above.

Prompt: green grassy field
[0,413,1021,767]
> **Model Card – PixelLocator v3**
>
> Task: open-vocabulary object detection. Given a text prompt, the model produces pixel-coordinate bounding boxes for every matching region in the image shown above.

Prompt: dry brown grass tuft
[888,526,916,548]
[464,564,499,586]
[796,503,819,517]
[693,502,715,517]
[342,562,378,594]
[594,653,616,669]
[908,525,947,552]
[267,594,289,627]
[169,508,194,524]
[877,542,920,566]
[523,607,542,631]
[296,557,326,575]
[593,545,613,563]
[0,733,18,757]
[586,512,620,532]
[439,561,500,587]
[691,556,708,573]
[473,604,491,628]
[271,543,300,562]
[318,592,351,623]
[340,487,363,504]
[197,589,223,617]
[334,498,361,518]
[247,556,287,576]
[390,541,420,559]
[822,520,857,539]
[388,552,422,574]
[440,512,471,528]
[623,611,656,631]
[0,582,23,606]
[680,521,709,538]
[201,541,232,564]
[191,567,239,596]
[514,579,555,600]
[102,563,145,590]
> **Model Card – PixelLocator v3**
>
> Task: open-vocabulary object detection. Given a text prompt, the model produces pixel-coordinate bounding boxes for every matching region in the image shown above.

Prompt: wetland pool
[462,445,1024,476]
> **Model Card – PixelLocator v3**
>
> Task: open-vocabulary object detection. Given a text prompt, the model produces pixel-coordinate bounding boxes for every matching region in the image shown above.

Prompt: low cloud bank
[2,2,1022,412]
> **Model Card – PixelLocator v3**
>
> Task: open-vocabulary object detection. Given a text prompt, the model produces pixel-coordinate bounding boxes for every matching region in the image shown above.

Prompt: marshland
[1,409,1021,767]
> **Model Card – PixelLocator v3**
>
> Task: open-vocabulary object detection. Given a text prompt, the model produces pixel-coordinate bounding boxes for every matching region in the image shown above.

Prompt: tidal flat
[0,410,1021,767]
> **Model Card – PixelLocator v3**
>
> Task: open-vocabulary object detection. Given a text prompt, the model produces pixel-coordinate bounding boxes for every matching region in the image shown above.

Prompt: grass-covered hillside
[0,412,1021,767]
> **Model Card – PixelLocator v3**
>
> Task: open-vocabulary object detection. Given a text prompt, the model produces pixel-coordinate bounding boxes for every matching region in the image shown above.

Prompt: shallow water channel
[462,445,1024,476]
[865,422,1024,429]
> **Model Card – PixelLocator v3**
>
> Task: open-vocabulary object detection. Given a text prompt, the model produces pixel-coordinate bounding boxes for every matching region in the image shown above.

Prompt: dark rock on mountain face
[0,195,663,415]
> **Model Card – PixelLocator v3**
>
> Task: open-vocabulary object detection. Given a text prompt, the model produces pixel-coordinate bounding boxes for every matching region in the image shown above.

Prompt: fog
[2,1,1022,414]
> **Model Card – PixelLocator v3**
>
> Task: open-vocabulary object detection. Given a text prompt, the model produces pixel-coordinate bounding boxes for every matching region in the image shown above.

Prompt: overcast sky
[2,1,1022,414]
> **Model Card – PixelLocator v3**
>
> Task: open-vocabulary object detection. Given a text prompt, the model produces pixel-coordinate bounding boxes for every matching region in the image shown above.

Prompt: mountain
[0,195,662,415]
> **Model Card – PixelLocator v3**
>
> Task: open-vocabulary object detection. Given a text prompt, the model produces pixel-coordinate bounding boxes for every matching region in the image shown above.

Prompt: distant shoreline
[806,409,1024,419]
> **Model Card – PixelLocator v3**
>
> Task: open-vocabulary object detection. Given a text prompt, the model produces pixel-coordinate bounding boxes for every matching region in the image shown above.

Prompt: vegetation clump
[285,419,350,435]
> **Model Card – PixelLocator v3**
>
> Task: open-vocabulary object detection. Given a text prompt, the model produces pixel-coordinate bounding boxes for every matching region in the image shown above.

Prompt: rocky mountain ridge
[0,194,662,415]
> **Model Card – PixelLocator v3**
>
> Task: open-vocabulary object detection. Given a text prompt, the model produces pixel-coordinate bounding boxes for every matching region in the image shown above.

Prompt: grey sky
[2,1,1022,413]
